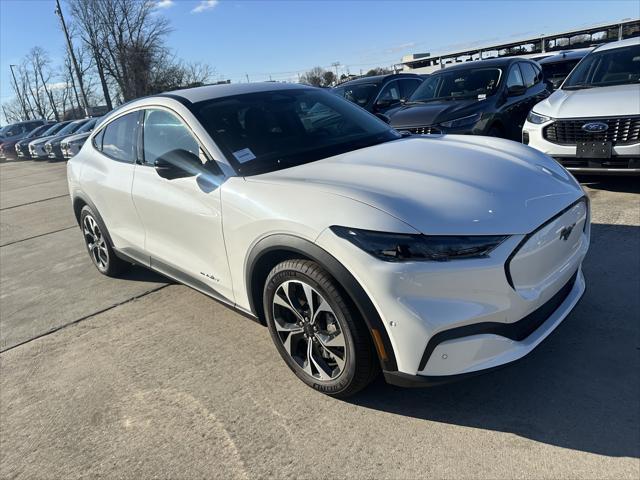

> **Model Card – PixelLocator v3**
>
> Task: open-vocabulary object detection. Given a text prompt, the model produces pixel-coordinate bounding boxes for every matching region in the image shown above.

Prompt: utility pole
[55,0,89,115]
[245,73,250,83]
[331,62,340,79]
[9,64,30,120]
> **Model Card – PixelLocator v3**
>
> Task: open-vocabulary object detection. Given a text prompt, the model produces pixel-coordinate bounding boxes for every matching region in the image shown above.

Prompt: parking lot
[0,158,638,479]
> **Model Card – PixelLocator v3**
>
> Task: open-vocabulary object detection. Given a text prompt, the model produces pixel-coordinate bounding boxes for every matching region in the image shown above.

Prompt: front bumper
[47,144,64,159]
[315,198,590,385]
[29,144,48,159]
[523,119,640,175]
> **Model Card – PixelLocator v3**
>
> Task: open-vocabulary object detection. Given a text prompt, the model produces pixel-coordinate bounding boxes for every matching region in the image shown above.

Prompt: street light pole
[9,64,30,120]
[55,0,89,115]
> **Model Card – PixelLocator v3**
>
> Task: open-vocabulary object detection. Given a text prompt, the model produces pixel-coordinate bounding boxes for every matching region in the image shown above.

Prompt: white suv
[523,37,640,175]
[68,83,589,397]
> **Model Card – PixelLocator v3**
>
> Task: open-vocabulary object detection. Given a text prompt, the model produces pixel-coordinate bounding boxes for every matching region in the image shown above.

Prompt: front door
[131,107,234,302]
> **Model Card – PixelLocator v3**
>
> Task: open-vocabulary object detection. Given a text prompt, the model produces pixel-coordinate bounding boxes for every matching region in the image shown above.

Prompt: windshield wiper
[563,83,595,90]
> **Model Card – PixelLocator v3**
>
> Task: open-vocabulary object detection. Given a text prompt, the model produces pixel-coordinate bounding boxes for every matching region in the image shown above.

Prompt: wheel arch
[245,234,398,372]
[72,193,115,248]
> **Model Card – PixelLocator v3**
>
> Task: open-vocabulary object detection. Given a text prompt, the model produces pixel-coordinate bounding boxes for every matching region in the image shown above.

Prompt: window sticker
[232,148,256,163]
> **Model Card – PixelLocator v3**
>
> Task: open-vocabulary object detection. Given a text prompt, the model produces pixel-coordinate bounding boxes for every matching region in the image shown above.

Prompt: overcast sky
[1,0,639,108]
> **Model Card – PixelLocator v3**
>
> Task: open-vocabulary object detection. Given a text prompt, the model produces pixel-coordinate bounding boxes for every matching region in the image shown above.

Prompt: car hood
[47,133,75,146]
[388,98,486,127]
[247,136,583,235]
[62,132,90,144]
[30,135,58,147]
[533,83,639,118]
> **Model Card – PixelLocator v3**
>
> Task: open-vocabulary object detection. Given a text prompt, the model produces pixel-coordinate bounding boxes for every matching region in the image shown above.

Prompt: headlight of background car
[439,113,481,129]
[527,111,552,124]
[331,226,508,262]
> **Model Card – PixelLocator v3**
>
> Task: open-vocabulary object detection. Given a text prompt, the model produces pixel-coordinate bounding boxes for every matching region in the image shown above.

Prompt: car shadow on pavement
[348,222,640,459]
[118,264,169,284]
[577,175,640,194]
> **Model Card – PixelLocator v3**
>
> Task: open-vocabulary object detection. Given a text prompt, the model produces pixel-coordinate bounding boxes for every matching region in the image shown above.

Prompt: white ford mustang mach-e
[67,83,589,397]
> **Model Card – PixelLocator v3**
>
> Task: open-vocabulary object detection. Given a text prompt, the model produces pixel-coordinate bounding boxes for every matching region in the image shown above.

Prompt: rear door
[131,107,233,302]
[519,61,549,116]
[501,63,529,140]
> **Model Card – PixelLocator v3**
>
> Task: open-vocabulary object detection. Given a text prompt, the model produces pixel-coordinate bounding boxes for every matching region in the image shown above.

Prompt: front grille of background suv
[543,116,640,145]
[398,126,442,135]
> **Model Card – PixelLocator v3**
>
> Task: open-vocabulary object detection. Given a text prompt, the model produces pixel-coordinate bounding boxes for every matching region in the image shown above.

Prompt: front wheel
[263,259,378,397]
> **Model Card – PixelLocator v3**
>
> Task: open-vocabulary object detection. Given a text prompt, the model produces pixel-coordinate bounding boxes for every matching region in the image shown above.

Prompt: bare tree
[68,0,114,109]
[300,66,327,87]
[322,70,336,87]
[31,47,60,121]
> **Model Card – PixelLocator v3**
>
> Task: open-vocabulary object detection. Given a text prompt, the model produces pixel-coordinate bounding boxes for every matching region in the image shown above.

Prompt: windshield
[563,44,640,89]
[57,119,87,136]
[542,60,582,89]
[25,124,50,139]
[192,88,400,175]
[0,123,25,137]
[409,67,502,102]
[332,83,379,107]
[76,117,99,134]
[41,122,68,137]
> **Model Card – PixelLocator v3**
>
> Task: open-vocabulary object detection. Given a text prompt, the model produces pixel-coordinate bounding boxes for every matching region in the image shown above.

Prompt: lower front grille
[544,117,640,145]
[418,270,578,371]
[398,126,442,135]
[555,157,640,170]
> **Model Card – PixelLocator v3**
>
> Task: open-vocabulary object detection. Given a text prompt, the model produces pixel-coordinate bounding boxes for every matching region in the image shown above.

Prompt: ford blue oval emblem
[581,122,608,133]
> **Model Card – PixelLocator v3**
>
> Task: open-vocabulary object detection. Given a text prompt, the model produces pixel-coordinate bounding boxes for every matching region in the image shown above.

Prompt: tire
[263,259,378,398]
[79,205,129,277]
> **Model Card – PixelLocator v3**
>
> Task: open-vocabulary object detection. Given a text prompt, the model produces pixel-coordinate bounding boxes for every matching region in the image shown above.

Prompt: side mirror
[374,112,391,124]
[154,149,201,180]
[507,85,527,97]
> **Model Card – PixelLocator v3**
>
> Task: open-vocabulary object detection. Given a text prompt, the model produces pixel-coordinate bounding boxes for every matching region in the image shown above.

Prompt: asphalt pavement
[1,159,638,479]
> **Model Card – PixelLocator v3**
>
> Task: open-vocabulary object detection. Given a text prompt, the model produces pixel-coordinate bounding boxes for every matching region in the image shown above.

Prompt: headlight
[527,111,551,124]
[439,113,481,129]
[331,226,508,262]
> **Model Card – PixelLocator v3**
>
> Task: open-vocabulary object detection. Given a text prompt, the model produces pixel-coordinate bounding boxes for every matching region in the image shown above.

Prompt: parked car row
[334,37,639,175]
[0,115,102,161]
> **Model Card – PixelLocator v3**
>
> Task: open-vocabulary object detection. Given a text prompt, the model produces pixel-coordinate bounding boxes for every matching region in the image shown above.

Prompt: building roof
[402,18,638,66]
[432,56,525,72]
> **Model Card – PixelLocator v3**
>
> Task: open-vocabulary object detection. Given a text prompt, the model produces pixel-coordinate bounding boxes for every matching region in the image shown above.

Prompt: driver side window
[142,109,201,166]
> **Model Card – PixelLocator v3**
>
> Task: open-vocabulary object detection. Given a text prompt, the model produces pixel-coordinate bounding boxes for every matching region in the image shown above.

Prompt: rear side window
[99,112,139,163]
[506,64,524,88]
[519,62,537,88]
[93,129,105,150]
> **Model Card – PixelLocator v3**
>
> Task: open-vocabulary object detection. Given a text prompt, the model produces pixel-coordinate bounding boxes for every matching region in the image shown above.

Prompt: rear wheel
[80,205,128,277]
[263,259,378,397]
